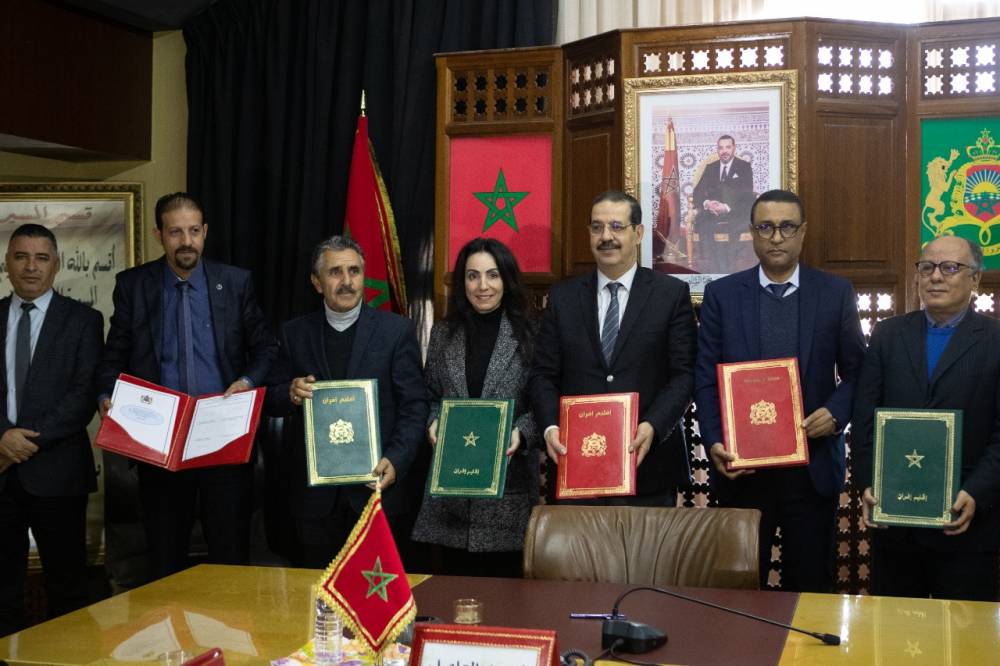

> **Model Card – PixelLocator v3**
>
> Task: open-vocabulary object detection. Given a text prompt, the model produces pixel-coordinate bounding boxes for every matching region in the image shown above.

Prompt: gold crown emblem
[749,400,777,426]
[581,432,607,457]
[140,395,153,404]
[967,129,1000,162]
[329,419,354,445]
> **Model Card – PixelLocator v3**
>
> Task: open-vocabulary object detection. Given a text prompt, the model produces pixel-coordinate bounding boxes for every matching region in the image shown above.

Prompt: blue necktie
[601,282,621,364]
[768,283,790,299]
[15,302,35,418]
[176,282,195,394]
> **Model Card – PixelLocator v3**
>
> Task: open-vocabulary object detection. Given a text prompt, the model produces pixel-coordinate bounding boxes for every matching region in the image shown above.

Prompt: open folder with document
[96,373,265,470]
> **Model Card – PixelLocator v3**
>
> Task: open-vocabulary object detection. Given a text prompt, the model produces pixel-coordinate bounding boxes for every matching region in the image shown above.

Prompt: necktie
[15,302,35,417]
[768,283,790,299]
[721,164,728,181]
[601,282,621,364]
[176,281,195,394]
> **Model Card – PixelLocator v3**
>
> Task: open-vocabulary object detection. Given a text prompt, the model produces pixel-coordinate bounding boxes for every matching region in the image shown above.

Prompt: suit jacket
[97,257,278,395]
[853,309,1000,552]
[694,265,866,499]
[529,267,697,495]
[0,293,103,497]
[412,314,539,551]
[265,305,428,517]
[691,157,755,227]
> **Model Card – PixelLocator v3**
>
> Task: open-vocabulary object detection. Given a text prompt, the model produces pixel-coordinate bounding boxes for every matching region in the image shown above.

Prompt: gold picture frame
[623,70,798,302]
[0,181,144,569]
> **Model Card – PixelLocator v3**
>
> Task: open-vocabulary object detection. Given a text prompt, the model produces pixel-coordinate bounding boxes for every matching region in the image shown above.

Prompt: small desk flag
[316,491,416,655]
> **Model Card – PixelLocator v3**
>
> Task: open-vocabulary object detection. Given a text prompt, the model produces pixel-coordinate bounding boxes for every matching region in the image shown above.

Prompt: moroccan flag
[316,491,416,656]
[656,119,682,241]
[449,134,552,273]
[344,115,408,313]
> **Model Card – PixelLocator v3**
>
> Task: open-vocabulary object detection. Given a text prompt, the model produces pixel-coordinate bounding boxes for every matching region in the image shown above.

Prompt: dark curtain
[184,0,555,328]
[181,0,554,566]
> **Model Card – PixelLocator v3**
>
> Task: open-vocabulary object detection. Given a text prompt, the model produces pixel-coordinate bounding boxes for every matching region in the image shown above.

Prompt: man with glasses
[694,189,866,591]
[530,190,697,505]
[852,235,1000,601]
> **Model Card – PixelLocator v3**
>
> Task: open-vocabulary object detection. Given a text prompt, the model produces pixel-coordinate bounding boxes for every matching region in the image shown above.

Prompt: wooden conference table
[1,564,998,665]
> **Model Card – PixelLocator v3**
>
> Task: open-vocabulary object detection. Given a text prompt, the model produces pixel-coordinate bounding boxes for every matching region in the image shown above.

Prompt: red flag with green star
[316,491,415,656]
[344,115,408,313]
[449,134,552,272]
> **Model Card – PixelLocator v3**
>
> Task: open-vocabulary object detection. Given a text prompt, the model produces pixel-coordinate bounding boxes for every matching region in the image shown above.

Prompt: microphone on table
[570,585,841,654]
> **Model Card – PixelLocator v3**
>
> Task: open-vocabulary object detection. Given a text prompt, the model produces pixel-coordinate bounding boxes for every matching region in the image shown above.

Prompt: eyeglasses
[751,222,803,239]
[914,260,974,277]
[589,221,635,235]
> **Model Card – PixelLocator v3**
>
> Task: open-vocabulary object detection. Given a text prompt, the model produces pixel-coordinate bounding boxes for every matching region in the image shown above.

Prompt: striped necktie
[601,282,621,364]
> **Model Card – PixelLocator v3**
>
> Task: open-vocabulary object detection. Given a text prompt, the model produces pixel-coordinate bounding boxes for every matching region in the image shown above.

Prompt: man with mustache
[530,190,697,505]
[853,236,1000,601]
[0,224,103,635]
[694,189,866,591]
[98,192,278,581]
[264,235,427,566]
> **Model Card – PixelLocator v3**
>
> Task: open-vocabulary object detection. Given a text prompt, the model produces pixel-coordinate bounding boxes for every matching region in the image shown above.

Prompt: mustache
[336,285,357,295]
[175,246,198,254]
[597,241,620,250]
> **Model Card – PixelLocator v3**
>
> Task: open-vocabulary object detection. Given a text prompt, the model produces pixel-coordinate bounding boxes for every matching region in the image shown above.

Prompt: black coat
[0,293,103,496]
[853,309,1000,551]
[529,267,697,496]
[265,305,428,517]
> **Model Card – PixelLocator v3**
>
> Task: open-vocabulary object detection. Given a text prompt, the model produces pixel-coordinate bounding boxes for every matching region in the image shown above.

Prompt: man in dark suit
[853,236,1000,601]
[691,135,755,274]
[694,189,866,592]
[97,192,277,581]
[265,235,427,567]
[0,224,103,635]
[529,190,697,505]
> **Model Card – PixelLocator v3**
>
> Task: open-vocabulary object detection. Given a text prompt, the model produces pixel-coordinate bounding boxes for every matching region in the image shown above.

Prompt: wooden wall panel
[564,130,612,274]
[813,115,898,268]
[0,0,151,160]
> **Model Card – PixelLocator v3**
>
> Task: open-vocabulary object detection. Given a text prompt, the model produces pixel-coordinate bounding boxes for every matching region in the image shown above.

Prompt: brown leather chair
[522,505,761,590]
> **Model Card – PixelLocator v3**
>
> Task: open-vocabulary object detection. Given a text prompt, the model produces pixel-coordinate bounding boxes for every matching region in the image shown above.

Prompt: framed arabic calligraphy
[0,181,143,569]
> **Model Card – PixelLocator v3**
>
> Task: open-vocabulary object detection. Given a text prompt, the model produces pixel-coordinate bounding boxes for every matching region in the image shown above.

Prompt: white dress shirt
[758,264,801,297]
[596,263,637,335]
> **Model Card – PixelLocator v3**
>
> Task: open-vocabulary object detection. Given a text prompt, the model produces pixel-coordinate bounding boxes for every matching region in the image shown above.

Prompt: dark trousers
[294,491,415,570]
[0,470,89,636]
[137,462,252,582]
[718,466,838,592]
[870,531,999,601]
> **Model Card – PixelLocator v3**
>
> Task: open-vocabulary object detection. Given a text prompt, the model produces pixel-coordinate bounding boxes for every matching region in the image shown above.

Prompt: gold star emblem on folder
[463,431,479,447]
[905,449,925,468]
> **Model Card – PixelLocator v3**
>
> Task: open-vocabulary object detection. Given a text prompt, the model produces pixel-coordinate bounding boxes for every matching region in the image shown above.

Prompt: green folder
[428,399,514,498]
[303,379,381,486]
[872,408,962,528]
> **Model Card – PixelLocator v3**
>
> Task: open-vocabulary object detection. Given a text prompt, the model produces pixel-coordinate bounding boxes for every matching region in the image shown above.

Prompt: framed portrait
[624,70,798,300]
[0,181,144,567]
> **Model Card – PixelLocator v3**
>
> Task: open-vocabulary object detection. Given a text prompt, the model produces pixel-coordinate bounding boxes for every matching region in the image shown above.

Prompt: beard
[173,247,200,270]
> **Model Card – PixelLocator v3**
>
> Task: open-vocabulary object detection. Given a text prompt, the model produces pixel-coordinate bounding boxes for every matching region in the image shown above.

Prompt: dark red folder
[557,392,638,499]
[95,374,264,471]
[717,358,807,470]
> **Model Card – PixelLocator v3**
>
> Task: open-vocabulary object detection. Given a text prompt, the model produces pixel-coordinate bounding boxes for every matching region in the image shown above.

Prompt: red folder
[717,358,808,470]
[557,392,638,499]
[95,374,264,471]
